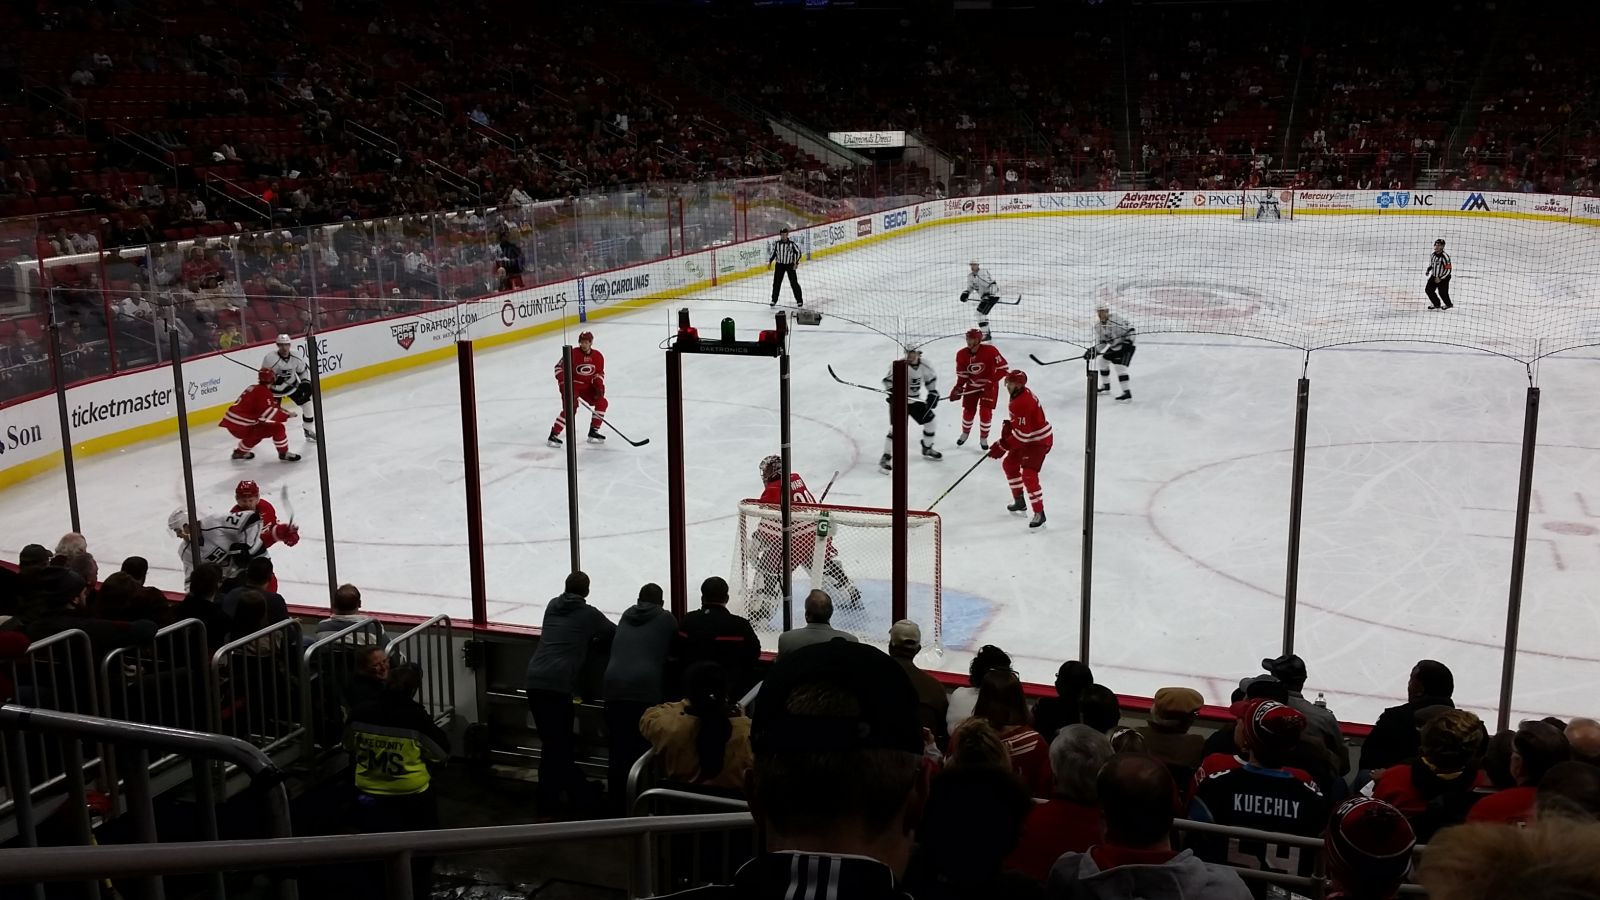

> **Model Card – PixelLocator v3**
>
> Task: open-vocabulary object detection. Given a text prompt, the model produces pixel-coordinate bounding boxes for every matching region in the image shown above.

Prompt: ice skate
[278,451,302,462]
[1116,391,1132,402]
[302,426,319,443]
[547,431,562,448]
[921,445,942,460]
[1007,495,1027,513]
[1097,385,1111,394]
[587,430,607,443]
[879,453,892,474]
[979,438,989,451]
[231,449,254,461]
[956,431,969,446]
[1030,512,1047,528]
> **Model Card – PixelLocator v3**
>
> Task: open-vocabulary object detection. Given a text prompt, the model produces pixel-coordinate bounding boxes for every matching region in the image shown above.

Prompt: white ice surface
[7,216,1600,727]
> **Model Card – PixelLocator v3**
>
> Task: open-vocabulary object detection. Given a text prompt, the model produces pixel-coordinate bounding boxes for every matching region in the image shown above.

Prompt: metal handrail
[100,617,215,733]
[632,788,751,815]
[299,616,384,754]
[383,615,453,725]
[210,619,304,756]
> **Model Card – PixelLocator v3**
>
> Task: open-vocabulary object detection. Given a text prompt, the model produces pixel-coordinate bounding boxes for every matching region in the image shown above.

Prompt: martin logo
[1461,193,1491,212]
[391,322,418,350]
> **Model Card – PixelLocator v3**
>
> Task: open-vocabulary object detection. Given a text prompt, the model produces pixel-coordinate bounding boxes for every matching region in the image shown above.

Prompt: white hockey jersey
[1094,314,1136,350]
[178,509,268,585]
[262,349,311,398]
[965,268,999,298]
[882,360,940,402]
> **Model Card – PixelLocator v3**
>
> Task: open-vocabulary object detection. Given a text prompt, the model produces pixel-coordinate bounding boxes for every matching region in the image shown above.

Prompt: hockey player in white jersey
[880,346,943,473]
[263,334,317,441]
[168,506,299,587]
[960,260,1000,341]
[1093,303,1137,401]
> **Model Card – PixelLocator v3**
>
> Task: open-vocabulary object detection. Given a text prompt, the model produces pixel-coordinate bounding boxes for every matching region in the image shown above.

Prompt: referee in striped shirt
[768,226,804,308]
[1426,238,1453,310]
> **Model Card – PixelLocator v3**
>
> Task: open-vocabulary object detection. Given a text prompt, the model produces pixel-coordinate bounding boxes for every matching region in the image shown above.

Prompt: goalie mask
[760,454,783,483]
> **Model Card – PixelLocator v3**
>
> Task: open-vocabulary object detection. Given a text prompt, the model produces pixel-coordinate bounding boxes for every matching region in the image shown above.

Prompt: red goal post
[732,500,943,650]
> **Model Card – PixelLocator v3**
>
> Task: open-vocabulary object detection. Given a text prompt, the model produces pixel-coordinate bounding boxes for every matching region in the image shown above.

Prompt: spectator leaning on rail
[524,570,616,818]
[344,662,450,900]
[775,589,858,658]
[1045,753,1253,900]
[1006,724,1114,882]
[671,576,760,698]
[602,583,678,812]
[651,640,927,899]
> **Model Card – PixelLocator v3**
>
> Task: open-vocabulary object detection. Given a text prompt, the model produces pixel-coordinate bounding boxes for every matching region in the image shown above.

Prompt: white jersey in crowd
[882,359,941,402]
[965,268,999,298]
[1094,314,1137,349]
[178,509,268,585]
[262,349,311,398]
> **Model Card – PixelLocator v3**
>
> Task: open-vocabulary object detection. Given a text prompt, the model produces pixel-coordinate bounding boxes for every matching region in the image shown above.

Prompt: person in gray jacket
[602,582,677,812]
[525,571,616,817]
[1262,653,1350,776]
[774,590,858,658]
[1046,753,1252,900]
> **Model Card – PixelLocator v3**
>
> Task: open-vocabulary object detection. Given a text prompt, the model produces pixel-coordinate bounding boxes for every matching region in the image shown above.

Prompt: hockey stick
[827,365,887,395]
[577,399,651,446]
[927,454,989,511]
[817,469,840,502]
[1029,351,1092,366]
[992,294,1023,306]
[278,484,295,525]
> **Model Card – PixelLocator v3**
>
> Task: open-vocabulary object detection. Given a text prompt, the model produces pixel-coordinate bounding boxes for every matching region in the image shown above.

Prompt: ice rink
[7,214,1600,726]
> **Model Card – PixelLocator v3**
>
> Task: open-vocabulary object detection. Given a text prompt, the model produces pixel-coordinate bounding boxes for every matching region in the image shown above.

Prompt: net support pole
[778,312,794,633]
[1079,359,1097,664]
[561,343,581,573]
[1497,385,1540,732]
[1283,374,1311,655]
[666,346,688,620]
[457,341,489,630]
[304,328,338,602]
[46,317,81,533]
[892,358,909,625]
[168,330,202,573]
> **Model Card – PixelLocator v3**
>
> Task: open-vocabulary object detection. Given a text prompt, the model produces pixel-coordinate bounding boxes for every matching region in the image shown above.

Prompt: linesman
[1426,239,1453,310]
[768,226,804,307]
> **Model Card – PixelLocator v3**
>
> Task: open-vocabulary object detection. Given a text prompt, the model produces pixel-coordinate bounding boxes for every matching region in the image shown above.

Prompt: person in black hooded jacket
[602,582,677,812]
[524,571,616,817]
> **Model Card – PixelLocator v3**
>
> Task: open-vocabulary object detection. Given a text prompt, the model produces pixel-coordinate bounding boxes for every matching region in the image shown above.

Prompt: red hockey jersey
[232,498,280,548]
[554,347,605,392]
[219,384,291,437]
[954,344,1010,394]
[755,473,834,567]
[1003,387,1052,446]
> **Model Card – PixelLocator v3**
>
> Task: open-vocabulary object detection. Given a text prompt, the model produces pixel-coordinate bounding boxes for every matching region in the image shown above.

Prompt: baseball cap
[17,544,51,570]
[1149,687,1204,727]
[1229,698,1306,753]
[1325,797,1415,891]
[1262,653,1308,685]
[888,619,922,653]
[753,640,923,756]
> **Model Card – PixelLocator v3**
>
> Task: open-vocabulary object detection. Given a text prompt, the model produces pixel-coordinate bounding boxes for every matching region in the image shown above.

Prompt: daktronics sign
[1117,192,1181,210]
[882,210,909,230]
[500,289,569,327]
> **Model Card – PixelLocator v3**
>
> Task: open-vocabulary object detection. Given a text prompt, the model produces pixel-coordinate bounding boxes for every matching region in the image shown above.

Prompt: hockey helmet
[257,367,275,384]
[578,331,594,344]
[760,454,783,483]
[274,333,292,345]
[969,259,980,267]
[1006,369,1028,386]
[1095,301,1110,312]
[167,508,189,535]
[235,479,260,499]
[965,328,984,342]
[905,344,922,358]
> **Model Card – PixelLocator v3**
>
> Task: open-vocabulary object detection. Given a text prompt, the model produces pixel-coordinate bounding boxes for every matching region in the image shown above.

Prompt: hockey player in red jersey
[227,479,298,591]
[952,328,1010,450]
[547,331,608,446]
[220,368,300,461]
[988,370,1053,528]
[751,455,862,619]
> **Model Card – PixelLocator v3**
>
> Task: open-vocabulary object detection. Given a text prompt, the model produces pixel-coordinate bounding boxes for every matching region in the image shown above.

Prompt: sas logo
[883,210,908,229]
[390,323,418,350]
[1460,193,1491,212]
[857,219,873,237]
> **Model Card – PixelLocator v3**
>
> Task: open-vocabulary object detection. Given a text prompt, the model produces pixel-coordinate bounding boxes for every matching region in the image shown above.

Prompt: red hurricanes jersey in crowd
[221,384,291,433]
[1003,387,1052,446]
[554,347,605,392]
[954,344,1009,393]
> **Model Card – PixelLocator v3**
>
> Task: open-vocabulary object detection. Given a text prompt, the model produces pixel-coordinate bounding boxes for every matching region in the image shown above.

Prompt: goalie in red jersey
[988,370,1053,528]
[750,454,863,619]
[547,331,608,446]
[952,328,1010,450]
[220,368,301,462]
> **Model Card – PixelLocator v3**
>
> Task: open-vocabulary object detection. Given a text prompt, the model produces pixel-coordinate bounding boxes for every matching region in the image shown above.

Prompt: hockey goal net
[732,501,942,650]
[1241,188,1295,221]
